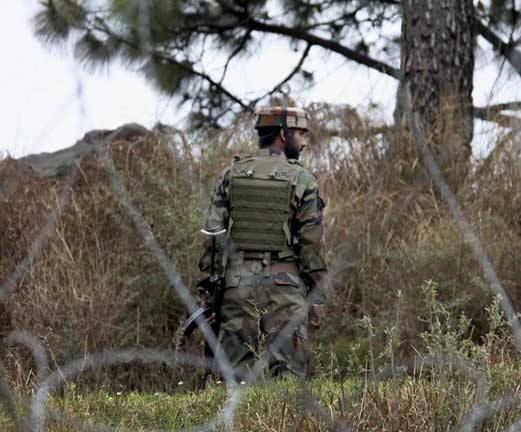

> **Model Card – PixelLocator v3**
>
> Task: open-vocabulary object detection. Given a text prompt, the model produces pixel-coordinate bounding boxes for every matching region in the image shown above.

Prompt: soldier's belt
[228,251,299,276]
[240,251,299,261]
[229,255,299,275]
[243,260,298,276]
[268,261,299,274]
[241,251,280,260]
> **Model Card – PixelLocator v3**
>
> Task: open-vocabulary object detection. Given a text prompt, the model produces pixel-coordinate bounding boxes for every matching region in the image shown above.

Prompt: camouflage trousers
[216,259,309,380]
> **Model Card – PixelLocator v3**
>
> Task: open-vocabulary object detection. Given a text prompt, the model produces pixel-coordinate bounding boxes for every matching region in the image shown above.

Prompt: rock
[19,123,151,178]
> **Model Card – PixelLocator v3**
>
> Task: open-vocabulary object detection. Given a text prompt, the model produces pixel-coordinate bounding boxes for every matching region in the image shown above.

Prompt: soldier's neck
[259,146,285,157]
[267,140,285,154]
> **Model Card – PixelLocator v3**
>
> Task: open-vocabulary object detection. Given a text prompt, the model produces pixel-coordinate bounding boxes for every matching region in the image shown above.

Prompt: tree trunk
[401,0,474,185]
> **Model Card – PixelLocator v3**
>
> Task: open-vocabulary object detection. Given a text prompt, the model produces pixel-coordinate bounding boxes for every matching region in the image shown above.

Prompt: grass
[2,367,521,432]
[2,282,521,431]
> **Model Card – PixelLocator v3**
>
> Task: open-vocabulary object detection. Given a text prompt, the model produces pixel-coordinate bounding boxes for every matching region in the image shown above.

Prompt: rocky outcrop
[20,123,150,178]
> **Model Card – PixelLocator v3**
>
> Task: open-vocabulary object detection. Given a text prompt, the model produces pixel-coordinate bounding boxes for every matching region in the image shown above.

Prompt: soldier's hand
[309,304,325,328]
[206,312,217,325]
[199,291,211,307]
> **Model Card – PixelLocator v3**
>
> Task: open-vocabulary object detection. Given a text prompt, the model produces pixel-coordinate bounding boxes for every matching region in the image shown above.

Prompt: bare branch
[474,102,521,127]
[475,101,521,113]
[247,18,400,79]
[163,17,400,80]
[208,1,400,79]
[322,125,393,140]
[219,29,252,84]
[377,98,521,128]
[476,19,521,77]
[474,110,521,128]
[252,44,313,105]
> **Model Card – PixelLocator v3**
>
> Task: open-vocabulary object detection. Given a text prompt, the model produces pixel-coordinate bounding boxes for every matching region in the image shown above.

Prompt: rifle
[182,228,226,338]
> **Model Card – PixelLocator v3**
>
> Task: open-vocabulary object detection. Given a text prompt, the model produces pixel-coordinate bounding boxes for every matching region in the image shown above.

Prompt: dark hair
[257,126,281,148]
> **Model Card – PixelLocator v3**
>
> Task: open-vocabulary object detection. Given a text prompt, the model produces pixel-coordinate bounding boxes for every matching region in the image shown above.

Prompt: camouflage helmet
[255,106,310,131]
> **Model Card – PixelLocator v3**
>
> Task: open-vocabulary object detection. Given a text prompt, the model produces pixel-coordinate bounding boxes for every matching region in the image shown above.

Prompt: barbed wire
[2,100,521,432]
[2,4,521,431]
[0,116,518,432]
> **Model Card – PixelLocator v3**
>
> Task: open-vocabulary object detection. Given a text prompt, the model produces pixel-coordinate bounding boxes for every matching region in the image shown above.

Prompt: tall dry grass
[0,106,520,392]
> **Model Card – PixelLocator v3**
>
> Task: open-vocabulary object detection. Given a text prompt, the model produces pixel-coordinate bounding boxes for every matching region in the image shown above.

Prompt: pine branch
[91,21,251,112]
[322,125,393,139]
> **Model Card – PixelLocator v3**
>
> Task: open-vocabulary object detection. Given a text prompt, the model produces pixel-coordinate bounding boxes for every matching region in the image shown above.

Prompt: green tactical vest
[228,153,301,257]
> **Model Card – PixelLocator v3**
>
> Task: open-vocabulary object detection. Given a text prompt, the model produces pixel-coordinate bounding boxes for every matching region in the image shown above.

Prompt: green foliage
[141,58,193,95]
[3,341,521,432]
[33,0,73,46]
[311,337,367,379]
[74,32,119,69]
[419,280,479,358]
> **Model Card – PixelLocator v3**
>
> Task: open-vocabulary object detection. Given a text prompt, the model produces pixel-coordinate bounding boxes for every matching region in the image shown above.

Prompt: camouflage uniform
[199,108,327,379]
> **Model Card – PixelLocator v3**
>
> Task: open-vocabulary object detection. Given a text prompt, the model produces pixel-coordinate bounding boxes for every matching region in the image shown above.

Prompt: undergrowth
[1,106,520,401]
[1,284,521,431]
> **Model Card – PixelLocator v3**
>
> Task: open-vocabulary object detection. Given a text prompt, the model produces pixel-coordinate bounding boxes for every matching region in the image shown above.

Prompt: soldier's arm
[293,171,328,304]
[198,167,230,274]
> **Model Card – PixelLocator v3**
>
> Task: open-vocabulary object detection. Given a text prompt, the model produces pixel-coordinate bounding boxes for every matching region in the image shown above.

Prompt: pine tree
[33,0,521,182]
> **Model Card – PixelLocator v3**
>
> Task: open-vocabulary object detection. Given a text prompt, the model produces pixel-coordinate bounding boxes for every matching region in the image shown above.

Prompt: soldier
[198,106,327,381]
